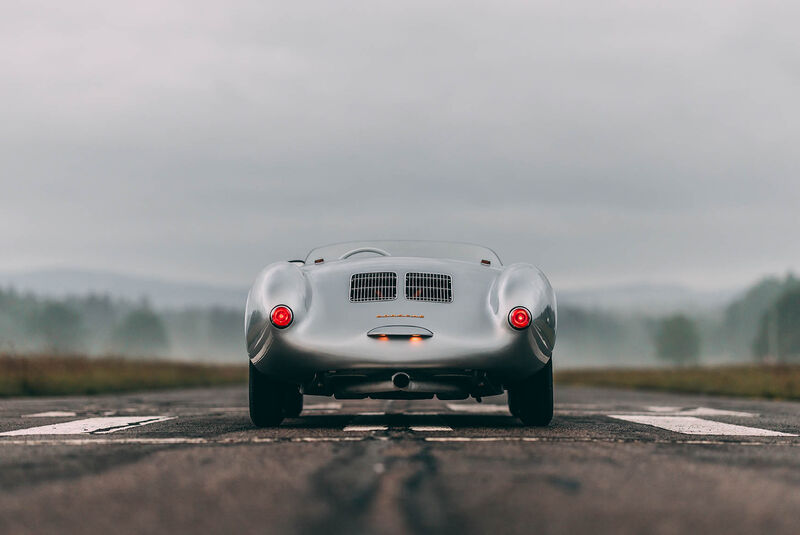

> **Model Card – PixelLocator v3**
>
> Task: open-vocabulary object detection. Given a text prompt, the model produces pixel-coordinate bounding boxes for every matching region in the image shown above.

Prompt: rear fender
[245,262,311,361]
[490,263,557,358]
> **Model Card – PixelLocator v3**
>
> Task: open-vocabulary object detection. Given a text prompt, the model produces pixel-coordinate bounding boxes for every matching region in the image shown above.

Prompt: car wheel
[283,387,303,418]
[507,359,553,426]
[507,393,520,417]
[249,362,285,427]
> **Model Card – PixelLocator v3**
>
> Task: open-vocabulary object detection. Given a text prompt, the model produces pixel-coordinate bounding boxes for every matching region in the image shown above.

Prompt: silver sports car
[245,241,557,427]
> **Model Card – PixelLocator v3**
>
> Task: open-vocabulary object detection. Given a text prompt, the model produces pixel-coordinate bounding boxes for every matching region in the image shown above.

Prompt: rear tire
[249,362,285,427]
[507,359,553,426]
[283,388,303,418]
[508,393,520,418]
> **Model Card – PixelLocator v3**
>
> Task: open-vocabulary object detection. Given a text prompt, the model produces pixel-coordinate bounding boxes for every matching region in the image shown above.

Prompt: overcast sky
[2,1,799,290]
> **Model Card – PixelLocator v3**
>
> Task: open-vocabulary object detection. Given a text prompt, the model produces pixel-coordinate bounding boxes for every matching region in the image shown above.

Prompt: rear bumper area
[250,325,550,389]
[303,369,505,400]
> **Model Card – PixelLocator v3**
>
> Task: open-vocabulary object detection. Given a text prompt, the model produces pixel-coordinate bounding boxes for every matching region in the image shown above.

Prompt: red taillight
[509,307,531,329]
[270,305,293,328]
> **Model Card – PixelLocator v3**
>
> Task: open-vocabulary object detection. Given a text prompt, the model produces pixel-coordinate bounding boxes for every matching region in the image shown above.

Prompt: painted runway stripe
[23,411,77,418]
[645,406,756,417]
[608,415,796,436]
[0,416,174,436]
[0,436,371,445]
[445,404,508,414]
[410,426,453,432]
[304,403,343,411]
[424,436,799,445]
[343,425,388,432]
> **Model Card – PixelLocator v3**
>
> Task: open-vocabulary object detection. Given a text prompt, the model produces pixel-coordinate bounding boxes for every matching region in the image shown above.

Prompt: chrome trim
[366,325,434,338]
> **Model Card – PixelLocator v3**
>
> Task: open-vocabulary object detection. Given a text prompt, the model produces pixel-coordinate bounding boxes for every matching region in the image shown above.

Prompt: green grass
[0,353,246,397]
[556,365,800,401]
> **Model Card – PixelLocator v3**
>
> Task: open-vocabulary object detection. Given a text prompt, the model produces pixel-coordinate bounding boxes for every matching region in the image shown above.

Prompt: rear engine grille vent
[350,272,397,302]
[405,273,453,303]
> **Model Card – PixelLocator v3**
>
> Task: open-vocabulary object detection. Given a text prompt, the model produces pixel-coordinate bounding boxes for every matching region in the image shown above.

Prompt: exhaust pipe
[391,372,411,389]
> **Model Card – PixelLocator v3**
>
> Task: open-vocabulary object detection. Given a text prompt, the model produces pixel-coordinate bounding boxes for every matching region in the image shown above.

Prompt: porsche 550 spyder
[245,241,557,427]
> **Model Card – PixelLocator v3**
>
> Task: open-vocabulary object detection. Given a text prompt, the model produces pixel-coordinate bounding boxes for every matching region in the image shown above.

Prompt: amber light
[409,336,422,343]
[378,335,389,341]
[508,307,531,330]
[270,305,293,328]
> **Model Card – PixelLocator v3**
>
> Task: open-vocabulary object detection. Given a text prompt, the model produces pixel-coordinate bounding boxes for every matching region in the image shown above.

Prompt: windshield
[305,240,502,265]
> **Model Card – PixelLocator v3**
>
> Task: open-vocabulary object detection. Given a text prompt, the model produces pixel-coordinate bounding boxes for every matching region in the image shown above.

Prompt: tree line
[0,289,242,361]
[652,275,800,364]
[1,273,799,365]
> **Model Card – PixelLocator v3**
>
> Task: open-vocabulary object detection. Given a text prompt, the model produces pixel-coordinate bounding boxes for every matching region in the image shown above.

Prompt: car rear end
[246,256,555,400]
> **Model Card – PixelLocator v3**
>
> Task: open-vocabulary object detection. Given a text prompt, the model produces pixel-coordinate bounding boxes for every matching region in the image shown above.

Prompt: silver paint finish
[305,240,502,265]
[245,242,556,392]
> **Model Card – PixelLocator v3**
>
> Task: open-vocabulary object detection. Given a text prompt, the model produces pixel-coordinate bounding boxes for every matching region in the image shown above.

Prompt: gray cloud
[2,0,799,289]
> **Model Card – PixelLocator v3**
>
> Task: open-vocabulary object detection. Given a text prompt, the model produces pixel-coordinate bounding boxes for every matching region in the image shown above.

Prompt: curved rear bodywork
[245,241,556,400]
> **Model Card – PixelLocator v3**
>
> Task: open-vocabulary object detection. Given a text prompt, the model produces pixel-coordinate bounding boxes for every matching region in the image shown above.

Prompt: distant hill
[0,268,247,310]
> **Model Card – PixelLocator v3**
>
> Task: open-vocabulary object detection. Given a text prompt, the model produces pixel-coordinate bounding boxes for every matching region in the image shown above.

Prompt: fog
[2,2,800,365]
[2,1,799,290]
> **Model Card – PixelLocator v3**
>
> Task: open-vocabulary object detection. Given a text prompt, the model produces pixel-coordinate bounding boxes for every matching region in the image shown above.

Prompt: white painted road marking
[676,407,756,417]
[304,403,343,411]
[92,417,174,434]
[646,406,756,417]
[424,437,799,445]
[0,416,174,436]
[446,404,508,414]
[410,426,453,432]
[23,411,77,418]
[343,425,389,432]
[608,415,796,436]
[0,436,372,445]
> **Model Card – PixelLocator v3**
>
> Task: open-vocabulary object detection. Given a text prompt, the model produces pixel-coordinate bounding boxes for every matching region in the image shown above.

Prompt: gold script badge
[376,314,424,318]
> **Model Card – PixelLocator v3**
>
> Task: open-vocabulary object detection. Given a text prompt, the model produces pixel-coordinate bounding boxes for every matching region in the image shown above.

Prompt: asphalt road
[1,385,799,535]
